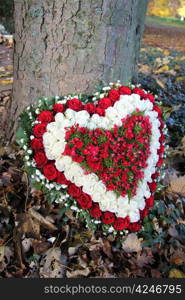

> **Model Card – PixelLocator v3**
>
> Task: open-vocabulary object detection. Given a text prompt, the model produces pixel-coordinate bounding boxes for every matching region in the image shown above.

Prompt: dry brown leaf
[138,64,151,73]
[170,249,185,265]
[66,267,90,278]
[122,233,142,253]
[16,213,40,239]
[168,175,185,196]
[169,269,185,278]
[156,78,165,88]
[29,208,57,231]
[0,246,13,271]
[0,78,13,85]
[136,250,154,267]
[32,240,50,254]
[155,65,169,73]
[40,247,67,278]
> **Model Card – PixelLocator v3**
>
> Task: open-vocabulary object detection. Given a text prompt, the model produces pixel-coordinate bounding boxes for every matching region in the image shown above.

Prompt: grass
[146,15,185,28]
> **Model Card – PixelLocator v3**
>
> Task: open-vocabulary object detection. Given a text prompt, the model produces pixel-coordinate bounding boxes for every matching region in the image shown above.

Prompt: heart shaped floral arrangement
[17,81,165,235]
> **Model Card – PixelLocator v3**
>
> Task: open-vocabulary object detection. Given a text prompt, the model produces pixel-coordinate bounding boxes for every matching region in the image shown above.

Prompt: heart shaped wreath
[17,81,165,235]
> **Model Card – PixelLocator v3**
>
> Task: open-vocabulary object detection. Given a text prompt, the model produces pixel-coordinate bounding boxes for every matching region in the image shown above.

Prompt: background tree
[6,0,148,141]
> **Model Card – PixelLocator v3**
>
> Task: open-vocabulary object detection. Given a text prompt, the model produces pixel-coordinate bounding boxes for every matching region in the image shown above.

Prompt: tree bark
[6,0,148,141]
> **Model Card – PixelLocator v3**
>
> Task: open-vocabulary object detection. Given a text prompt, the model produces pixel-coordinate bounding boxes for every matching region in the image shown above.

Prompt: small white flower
[47,237,56,243]
[99,93,105,99]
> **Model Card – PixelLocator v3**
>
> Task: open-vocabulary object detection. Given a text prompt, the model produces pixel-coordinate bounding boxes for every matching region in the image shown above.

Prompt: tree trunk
[6,0,148,141]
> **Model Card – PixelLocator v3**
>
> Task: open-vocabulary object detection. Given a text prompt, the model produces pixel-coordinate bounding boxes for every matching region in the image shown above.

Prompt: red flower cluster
[64,113,152,198]
[29,85,165,233]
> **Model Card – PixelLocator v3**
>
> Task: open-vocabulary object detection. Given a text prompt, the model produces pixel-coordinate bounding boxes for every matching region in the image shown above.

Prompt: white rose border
[43,93,161,223]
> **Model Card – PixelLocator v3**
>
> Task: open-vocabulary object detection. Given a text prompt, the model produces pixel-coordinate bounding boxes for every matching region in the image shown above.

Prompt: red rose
[119,86,131,95]
[43,163,57,180]
[31,138,43,150]
[113,217,130,231]
[156,157,163,167]
[102,211,115,224]
[89,203,102,218]
[153,105,162,117]
[77,193,92,209]
[132,87,146,98]
[108,89,120,102]
[34,151,48,168]
[145,196,154,208]
[55,171,70,185]
[144,93,155,103]
[84,103,96,114]
[37,110,54,123]
[96,107,105,116]
[68,183,82,198]
[158,144,164,155]
[129,222,141,232]
[148,182,157,193]
[159,134,165,143]
[160,120,164,130]
[67,98,83,111]
[33,123,47,138]
[151,172,159,180]
[53,103,64,113]
[140,208,149,219]
[98,97,112,109]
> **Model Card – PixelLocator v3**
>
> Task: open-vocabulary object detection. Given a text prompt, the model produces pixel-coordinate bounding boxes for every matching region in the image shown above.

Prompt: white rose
[55,112,65,123]
[90,114,102,125]
[43,132,57,148]
[55,156,72,172]
[46,122,57,132]
[105,107,119,120]
[50,141,66,159]
[65,109,76,120]
[129,208,140,222]
[100,117,110,129]
[99,191,118,212]
[87,122,97,130]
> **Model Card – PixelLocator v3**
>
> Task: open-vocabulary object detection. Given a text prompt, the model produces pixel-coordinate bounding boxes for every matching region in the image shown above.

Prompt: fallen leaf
[122,233,142,253]
[168,176,185,196]
[169,269,185,278]
[156,78,165,88]
[136,250,154,267]
[66,267,90,278]
[155,65,169,73]
[0,78,13,85]
[0,246,13,271]
[29,208,57,231]
[32,240,50,254]
[40,247,67,278]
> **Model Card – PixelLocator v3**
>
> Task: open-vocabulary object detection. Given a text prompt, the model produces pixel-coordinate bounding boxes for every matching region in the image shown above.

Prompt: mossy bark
[6,0,148,141]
